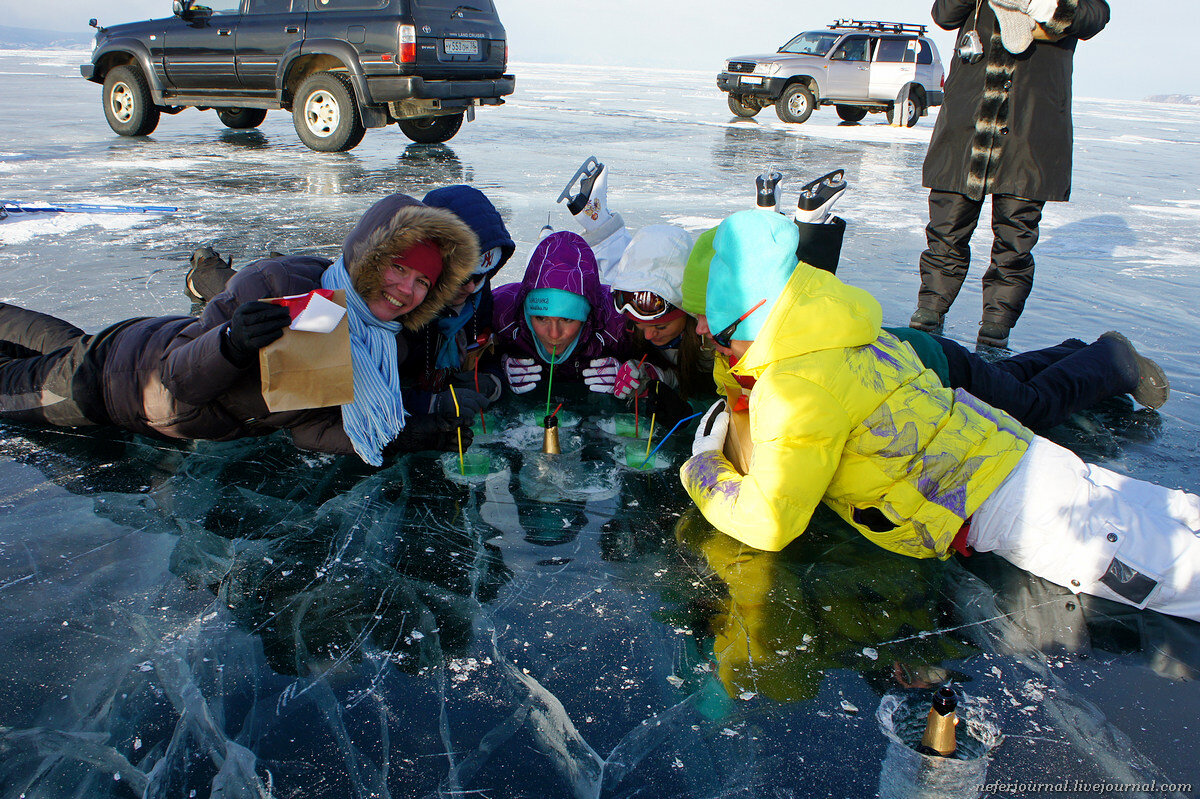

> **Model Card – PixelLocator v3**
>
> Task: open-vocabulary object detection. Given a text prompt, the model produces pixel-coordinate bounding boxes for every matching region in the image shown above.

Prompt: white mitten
[692,399,730,456]
[502,355,542,395]
[582,357,621,394]
[1026,0,1057,23]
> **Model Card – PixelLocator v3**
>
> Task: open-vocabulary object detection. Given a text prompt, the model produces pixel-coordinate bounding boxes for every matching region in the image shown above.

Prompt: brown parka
[99,194,477,455]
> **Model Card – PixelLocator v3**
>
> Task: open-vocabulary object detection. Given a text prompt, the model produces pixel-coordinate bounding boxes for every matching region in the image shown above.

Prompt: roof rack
[828,19,928,35]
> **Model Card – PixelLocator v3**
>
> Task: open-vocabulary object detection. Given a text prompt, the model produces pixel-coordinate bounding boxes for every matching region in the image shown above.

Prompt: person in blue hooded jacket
[401,185,516,420]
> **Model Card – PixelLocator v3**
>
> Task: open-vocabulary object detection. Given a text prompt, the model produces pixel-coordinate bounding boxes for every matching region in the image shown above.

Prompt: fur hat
[340,194,479,331]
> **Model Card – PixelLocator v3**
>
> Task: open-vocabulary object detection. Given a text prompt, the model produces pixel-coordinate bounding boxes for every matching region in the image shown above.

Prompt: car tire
[102,65,160,137]
[727,94,760,118]
[835,104,867,123]
[217,107,268,129]
[292,72,366,152]
[775,83,815,124]
[886,94,924,128]
[397,113,465,144]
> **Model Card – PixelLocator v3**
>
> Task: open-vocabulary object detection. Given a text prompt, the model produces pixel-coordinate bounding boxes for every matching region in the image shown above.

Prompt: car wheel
[217,107,267,129]
[727,94,760,118]
[397,113,465,144]
[886,94,924,128]
[102,65,160,136]
[835,104,867,123]
[292,72,366,152]
[775,83,815,124]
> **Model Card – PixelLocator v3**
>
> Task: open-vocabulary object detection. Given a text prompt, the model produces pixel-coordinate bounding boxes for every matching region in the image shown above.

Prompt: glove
[613,361,678,399]
[386,413,474,454]
[223,301,292,367]
[429,387,489,418]
[691,399,729,456]
[1026,0,1056,22]
[455,371,503,403]
[503,355,542,394]
[644,380,692,428]
[582,357,621,394]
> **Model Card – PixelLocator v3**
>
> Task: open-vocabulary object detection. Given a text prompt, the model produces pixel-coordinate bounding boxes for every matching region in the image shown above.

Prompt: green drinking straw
[545,346,557,418]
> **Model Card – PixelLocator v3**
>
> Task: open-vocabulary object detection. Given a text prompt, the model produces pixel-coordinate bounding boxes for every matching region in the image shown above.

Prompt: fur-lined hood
[340,193,479,331]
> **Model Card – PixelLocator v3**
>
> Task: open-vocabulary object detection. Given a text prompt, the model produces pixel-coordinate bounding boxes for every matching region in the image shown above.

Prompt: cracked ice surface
[2,52,1200,798]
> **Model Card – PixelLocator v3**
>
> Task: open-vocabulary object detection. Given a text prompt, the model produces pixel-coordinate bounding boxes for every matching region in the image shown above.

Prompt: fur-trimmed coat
[96,195,476,454]
[922,0,1110,202]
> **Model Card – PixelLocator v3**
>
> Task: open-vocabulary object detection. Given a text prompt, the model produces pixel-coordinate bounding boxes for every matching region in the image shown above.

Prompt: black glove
[385,412,474,454]
[223,301,291,367]
[644,380,693,429]
[429,387,489,419]
[454,371,503,403]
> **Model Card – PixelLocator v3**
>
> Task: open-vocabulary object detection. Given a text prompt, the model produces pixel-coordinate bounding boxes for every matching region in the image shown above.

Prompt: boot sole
[1101,331,1169,409]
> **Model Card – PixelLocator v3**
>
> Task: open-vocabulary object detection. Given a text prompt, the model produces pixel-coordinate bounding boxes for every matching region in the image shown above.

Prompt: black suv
[80,0,514,152]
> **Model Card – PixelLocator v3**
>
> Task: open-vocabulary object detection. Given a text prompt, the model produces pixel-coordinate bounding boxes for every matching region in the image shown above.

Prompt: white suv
[717,19,945,127]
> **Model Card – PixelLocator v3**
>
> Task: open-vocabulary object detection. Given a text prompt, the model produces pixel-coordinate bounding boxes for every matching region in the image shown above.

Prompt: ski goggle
[613,289,673,321]
[711,299,767,348]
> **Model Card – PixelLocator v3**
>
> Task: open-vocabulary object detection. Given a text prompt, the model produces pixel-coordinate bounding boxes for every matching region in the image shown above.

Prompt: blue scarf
[321,259,405,466]
[434,292,480,370]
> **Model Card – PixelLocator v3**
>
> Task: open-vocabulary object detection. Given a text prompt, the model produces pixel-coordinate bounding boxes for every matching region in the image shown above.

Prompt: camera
[956,30,984,64]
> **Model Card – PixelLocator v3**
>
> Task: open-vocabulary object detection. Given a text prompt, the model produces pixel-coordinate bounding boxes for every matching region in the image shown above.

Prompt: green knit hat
[681,226,717,316]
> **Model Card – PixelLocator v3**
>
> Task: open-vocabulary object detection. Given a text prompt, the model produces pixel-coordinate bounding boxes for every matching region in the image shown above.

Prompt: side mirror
[173,0,193,18]
[88,18,99,29]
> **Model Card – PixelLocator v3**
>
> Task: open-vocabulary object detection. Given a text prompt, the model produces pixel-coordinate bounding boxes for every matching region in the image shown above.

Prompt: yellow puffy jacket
[681,264,1033,558]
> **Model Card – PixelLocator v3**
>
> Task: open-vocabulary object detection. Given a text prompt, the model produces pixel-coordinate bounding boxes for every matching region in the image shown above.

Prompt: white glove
[612,361,678,399]
[692,399,729,456]
[1026,0,1056,23]
[502,355,542,395]
[582,356,621,394]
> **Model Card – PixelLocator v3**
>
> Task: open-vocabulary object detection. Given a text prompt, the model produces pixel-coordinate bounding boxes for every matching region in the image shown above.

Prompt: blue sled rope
[1,200,178,217]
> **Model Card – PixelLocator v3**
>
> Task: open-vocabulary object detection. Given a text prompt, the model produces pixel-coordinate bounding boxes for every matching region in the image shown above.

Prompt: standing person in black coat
[909,0,1110,348]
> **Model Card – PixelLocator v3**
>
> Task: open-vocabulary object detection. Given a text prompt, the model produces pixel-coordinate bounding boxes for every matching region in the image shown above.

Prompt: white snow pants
[968,436,1200,622]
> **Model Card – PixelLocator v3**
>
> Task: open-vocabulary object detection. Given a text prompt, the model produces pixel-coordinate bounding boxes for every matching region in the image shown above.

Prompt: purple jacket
[492,231,628,379]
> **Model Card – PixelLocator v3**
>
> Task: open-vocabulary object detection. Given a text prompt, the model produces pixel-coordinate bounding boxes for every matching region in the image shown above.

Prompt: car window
[311,0,387,10]
[194,1,243,12]
[916,39,934,65]
[778,31,840,57]
[830,36,870,62]
[247,0,294,12]
[875,38,908,63]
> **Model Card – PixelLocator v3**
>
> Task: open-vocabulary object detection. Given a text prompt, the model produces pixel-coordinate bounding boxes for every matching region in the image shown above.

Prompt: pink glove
[612,361,678,399]
[582,357,621,394]
[502,355,542,395]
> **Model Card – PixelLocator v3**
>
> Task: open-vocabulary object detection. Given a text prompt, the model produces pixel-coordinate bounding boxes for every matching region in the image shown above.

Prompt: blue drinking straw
[638,411,704,469]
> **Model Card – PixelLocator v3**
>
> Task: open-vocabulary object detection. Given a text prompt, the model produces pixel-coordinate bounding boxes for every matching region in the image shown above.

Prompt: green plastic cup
[624,442,658,470]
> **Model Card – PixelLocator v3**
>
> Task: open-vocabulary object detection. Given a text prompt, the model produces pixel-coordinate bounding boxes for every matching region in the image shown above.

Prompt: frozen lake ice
[2,50,1199,798]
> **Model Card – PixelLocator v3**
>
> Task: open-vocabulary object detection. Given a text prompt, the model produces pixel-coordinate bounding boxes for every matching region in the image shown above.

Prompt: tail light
[399,24,416,63]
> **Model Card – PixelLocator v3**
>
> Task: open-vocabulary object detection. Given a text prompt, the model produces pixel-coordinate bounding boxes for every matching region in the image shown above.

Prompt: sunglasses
[613,289,672,321]
[711,299,766,348]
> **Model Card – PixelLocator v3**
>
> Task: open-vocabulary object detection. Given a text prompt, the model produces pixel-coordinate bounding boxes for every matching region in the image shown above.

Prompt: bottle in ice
[917,686,958,757]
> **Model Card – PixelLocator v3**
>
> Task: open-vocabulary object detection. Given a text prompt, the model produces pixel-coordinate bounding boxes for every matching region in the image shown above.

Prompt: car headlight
[724,60,732,72]
[758,63,780,76]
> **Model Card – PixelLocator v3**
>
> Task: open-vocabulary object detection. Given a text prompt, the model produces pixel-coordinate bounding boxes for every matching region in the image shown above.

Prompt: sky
[6,0,1198,100]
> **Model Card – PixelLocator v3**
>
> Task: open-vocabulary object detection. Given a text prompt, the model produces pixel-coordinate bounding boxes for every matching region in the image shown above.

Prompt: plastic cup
[460,451,492,476]
[614,413,645,439]
[624,442,658,470]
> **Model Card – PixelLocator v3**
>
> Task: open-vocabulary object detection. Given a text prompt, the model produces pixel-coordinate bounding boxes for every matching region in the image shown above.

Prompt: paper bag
[259,290,355,412]
[723,407,753,475]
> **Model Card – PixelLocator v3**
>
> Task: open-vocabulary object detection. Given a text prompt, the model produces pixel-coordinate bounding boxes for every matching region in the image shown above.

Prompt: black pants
[917,190,1045,328]
[0,303,110,427]
[937,334,1139,431]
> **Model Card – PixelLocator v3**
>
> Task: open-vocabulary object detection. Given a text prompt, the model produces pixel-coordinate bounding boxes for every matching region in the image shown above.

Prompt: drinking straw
[632,354,648,437]
[638,411,704,469]
[473,358,488,434]
[449,385,464,475]
[645,413,656,458]
[545,346,557,418]
[549,402,563,420]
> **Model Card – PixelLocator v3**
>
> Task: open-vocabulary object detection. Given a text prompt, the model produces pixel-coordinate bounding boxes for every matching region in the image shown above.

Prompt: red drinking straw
[632,354,647,437]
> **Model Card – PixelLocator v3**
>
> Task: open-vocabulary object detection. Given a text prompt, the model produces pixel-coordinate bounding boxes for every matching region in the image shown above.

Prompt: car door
[824,35,872,100]
[162,1,244,92]
[868,37,918,101]
[236,0,306,92]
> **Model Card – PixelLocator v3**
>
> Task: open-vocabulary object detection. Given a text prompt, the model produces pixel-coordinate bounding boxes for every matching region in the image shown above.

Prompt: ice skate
[755,171,783,212]
[185,246,236,303]
[794,169,847,224]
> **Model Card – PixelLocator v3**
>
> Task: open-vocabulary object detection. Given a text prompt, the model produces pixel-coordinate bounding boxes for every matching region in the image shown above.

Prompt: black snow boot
[1100,331,1170,409]
[185,247,237,303]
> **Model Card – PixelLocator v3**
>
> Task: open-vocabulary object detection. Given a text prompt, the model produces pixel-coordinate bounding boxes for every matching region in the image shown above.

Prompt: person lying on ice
[491,230,631,396]
[0,194,477,466]
[185,185,517,427]
[680,209,1200,622]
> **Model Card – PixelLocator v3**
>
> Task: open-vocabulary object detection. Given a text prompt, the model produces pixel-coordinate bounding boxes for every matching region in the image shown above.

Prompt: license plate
[739,75,763,86]
[444,38,479,55]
